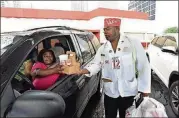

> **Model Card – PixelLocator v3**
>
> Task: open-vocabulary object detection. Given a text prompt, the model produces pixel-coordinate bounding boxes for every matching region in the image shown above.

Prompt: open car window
[1,35,24,56]
[1,35,16,55]
[48,35,75,60]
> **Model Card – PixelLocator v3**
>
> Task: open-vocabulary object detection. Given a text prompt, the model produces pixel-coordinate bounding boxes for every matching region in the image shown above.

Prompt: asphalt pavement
[81,73,177,118]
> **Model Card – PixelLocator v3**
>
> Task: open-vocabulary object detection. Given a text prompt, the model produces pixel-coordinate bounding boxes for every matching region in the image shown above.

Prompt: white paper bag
[126,97,168,117]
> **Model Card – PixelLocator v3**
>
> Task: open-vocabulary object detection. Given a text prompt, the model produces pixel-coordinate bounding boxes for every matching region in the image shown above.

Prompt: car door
[149,37,166,73]
[148,37,159,67]
[157,36,178,86]
[1,35,35,117]
[1,31,71,117]
[72,34,95,117]
[49,33,93,118]
[35,34,79,118]
[86,33,101,97]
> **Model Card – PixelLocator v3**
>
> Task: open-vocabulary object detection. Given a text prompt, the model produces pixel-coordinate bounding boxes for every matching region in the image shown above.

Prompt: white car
[147,33,178,116]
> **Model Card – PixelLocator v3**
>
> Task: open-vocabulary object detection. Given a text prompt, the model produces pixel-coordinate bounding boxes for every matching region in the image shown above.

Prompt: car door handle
[76,75,86,90]
[78,79,85,90]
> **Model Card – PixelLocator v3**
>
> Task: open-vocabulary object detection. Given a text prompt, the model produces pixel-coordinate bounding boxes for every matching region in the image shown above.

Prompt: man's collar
[105,34,126,48]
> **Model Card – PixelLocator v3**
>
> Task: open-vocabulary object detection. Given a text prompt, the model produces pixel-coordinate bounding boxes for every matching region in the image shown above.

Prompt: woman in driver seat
[31,49,64,90]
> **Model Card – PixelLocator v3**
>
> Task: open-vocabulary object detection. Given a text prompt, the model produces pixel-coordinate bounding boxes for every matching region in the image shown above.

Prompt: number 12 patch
[112,57,120,69]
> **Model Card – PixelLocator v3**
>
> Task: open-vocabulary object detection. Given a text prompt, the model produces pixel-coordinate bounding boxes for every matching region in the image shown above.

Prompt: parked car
[0,26,102,118]
[146,33,178,116]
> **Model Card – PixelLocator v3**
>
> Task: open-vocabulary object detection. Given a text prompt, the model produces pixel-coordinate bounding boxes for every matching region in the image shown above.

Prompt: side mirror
[161,46,176,54]
[5,90,65,118]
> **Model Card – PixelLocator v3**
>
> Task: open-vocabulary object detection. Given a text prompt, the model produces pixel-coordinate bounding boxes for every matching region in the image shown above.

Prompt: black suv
[1,26,102,118]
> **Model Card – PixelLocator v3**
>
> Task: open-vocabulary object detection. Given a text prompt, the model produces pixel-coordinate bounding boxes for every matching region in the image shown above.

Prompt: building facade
[128,0,156,20]
[1,1,5,7]
[13,1,20,8]
[1,7,152,44]
[1,1,20,8]
[97,1,119,10]
[71,1,88,12]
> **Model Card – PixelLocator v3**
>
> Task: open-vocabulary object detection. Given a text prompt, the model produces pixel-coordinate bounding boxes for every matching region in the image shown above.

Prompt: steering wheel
[17,71,35,89]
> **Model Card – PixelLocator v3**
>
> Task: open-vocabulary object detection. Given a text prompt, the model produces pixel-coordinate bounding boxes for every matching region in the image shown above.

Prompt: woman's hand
[54,64,65,74]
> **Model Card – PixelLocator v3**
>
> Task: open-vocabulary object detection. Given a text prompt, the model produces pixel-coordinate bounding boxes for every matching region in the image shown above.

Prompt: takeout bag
[62,51,80,75]
[125,97,168,117]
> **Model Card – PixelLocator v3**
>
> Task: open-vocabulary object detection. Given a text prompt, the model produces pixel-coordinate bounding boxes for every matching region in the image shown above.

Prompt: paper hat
[104,18,121,28]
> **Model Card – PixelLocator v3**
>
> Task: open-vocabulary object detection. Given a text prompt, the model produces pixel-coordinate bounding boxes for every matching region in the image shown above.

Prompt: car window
[163,37,177,49]
[87,33,101,50]
[51,39,60,47]
[75,34,92,63]
[50,38,65,59]
[154,37,166,48]
[36,42,44,53]
[1,35,22,56]
[10,46,38,94]
[85,36,95,56]
[151,37,158,45]
[49,36,74,60]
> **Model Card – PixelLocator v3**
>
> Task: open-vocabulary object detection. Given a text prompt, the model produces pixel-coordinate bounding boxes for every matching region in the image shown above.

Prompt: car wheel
[169,80,179,116]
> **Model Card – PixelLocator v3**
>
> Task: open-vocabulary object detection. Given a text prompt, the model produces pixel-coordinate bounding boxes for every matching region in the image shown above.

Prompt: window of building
[131,4,134,8]
[138,5,141,9]
[136,1,139,6]
[144,7,147,12]
[146,6,149,11]
[151,0,156,5]
[149,11,151,16]
[144,2,147,7]
[151,4,156,10]
[141,8,144,12]
[151,9,155,15]
[142,3,145,8]
[129,5,131,9]
[135,2,138,7]
[146,1,149,6]
[149,15,155,20]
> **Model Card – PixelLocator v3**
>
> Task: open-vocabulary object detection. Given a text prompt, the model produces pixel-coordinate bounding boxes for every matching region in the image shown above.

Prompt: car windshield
[174,35,178,47]
[1,35,16,55]
[166,33,178,47]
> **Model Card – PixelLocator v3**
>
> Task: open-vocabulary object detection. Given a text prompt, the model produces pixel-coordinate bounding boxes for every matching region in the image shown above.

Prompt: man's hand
[138,91,149,97]
[72,69,90,75]
[142,93,149,97]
